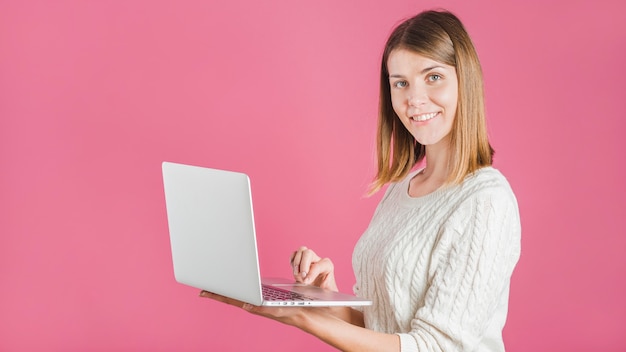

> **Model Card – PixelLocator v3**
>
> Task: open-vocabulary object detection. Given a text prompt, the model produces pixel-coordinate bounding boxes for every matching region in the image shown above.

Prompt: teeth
[412,112,438,121]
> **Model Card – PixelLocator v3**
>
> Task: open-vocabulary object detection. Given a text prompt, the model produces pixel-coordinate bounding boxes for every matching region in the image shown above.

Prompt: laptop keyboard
[262,285,315,301]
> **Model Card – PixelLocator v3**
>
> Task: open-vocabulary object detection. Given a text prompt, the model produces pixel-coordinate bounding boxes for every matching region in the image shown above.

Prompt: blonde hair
[369,10,494,194]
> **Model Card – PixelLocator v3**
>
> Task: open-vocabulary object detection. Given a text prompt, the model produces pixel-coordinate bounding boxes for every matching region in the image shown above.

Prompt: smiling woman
[201,9,521,352]
[387,50,458,148]
[1,0,625,350]
[373,9,493,193]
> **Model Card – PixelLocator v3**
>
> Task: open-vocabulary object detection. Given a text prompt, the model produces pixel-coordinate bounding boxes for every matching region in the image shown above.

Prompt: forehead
[387,49,454,74]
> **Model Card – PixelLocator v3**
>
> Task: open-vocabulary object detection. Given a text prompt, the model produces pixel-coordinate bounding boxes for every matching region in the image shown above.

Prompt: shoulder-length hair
[369,10,494,194]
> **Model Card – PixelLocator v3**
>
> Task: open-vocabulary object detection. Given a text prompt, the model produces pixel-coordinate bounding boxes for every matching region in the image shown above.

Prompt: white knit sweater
[352,167,521,352]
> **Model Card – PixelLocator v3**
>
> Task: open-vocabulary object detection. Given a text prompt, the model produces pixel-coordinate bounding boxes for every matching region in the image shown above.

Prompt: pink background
[1,0,625,351]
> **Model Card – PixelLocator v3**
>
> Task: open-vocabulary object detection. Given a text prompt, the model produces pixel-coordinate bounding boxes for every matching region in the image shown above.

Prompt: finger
[290,246,308,264]
[289,251,296,265]
[199,291,246,309]
[290,251,300,275]
[303,257,334,287]
[242,303,256,312]
[297,249,321,281]
[291,246,308,276]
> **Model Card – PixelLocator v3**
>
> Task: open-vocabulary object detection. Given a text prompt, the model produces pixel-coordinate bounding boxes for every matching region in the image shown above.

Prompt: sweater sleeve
[398,185,522,351]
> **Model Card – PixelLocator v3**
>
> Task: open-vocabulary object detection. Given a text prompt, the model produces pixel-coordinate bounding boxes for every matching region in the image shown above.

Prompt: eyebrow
[389,66,446,78]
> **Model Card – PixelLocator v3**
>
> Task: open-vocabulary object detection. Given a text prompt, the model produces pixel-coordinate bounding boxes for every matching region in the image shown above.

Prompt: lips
[411,112,439,122]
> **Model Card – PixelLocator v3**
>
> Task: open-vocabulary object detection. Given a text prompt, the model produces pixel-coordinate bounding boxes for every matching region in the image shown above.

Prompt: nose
[408,86,426,107]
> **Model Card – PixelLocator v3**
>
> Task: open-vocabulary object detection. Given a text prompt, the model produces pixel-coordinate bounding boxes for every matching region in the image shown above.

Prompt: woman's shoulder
[458,166,517,203]
[447,167,521,231]
[466,166,511,187]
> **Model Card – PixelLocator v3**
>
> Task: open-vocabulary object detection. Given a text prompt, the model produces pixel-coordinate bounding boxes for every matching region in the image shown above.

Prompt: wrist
[290,307,330,333]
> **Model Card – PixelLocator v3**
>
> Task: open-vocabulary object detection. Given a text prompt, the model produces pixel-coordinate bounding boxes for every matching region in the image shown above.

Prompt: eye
[392,80,408,88]
[427,74,442,82]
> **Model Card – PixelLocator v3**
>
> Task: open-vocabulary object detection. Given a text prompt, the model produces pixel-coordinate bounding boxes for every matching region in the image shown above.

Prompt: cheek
[431,85,458,110]
[390,93,405,117]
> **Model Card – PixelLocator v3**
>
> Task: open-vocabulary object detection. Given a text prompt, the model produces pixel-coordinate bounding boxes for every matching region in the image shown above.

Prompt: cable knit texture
[352,167,521,352]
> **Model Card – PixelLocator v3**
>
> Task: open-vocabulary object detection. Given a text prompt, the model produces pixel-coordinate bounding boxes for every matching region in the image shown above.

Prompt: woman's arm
[200,246,396,351]
[286,306,399,352]
[200,291,398,352]
[328,306,365,326]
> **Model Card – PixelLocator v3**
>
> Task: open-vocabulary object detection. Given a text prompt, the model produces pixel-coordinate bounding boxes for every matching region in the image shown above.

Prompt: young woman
[202,9,521,352]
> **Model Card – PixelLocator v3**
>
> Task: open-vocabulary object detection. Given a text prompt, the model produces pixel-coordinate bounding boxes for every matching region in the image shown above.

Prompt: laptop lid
[163,161,264,305]
[162,161,371,307]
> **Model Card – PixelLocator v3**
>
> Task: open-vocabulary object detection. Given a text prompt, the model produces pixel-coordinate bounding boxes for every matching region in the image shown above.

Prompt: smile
[411,112,439,122]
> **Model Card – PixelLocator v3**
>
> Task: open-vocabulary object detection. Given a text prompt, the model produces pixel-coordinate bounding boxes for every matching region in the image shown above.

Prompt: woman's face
[387,49,458,148]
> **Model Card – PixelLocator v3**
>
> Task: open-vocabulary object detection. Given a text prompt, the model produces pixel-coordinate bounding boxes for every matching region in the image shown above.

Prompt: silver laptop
[162,161,371,307]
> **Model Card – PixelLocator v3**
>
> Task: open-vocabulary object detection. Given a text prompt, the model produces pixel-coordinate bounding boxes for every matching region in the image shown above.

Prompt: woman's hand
[199,290,388,351]
[199,247,373,349]
[289,246,338,292]
[199,291,324,326]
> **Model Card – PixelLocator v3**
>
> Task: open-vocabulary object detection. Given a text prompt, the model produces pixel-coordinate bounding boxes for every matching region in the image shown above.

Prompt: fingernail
[301,271,307,278]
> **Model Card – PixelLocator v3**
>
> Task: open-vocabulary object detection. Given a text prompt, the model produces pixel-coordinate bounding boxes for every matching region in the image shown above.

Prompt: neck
[422,142,451,182]
[408,143,451,198]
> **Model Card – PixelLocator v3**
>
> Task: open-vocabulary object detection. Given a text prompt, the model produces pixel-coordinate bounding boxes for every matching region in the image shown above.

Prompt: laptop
[162,161,371,307]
